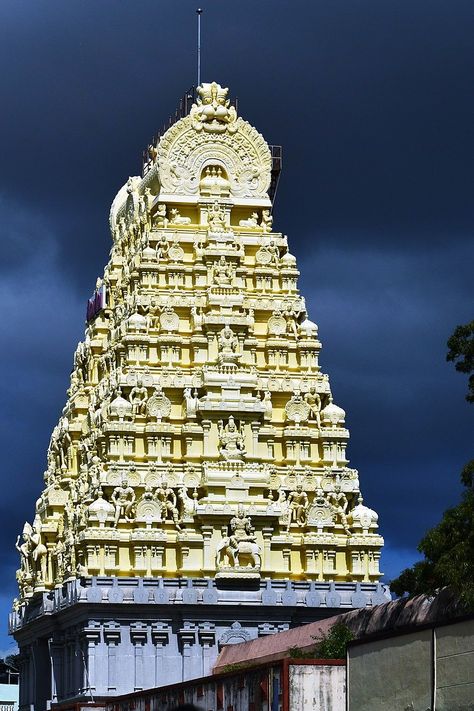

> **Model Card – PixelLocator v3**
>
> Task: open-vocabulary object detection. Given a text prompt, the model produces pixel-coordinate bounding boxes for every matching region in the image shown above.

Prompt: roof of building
[214,588,468,673]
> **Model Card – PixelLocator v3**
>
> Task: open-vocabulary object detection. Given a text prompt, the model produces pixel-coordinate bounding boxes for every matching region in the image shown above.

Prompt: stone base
[9,575,389,711]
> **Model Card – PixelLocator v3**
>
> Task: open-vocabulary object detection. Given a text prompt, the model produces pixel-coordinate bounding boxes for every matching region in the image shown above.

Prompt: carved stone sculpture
[212,255,234,287]
[183,387,199,419]
[304,386,322,427]
[261,209,273,233]
[286,484,309,531]
[217,324,240,365]
[111,477,136,526]
[218,416,246,460]
[285,390,311,425]
[129,379,148,416]
[155,481,182,531]
[216,505,261,571]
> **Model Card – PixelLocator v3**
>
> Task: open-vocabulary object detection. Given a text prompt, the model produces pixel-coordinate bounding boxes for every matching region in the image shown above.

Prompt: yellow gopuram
[11,83,386,705]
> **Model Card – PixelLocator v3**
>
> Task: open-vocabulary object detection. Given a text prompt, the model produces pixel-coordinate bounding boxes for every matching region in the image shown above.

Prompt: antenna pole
[197,8,202,87]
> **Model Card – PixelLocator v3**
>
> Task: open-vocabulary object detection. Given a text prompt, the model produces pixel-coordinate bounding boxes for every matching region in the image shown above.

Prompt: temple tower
[10,83,386,709]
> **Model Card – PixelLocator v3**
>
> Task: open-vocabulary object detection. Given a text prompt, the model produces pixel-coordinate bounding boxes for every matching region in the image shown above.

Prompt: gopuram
[10,82,387,709]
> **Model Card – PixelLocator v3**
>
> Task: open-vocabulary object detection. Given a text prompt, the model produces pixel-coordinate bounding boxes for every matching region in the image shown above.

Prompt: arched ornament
[156,113,272,201]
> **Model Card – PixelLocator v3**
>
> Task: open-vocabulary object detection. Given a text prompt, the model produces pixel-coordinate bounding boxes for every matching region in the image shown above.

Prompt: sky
[0,0,473,654]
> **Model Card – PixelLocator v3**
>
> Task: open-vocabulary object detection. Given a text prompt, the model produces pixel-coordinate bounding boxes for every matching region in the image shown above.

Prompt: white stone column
[130,623,148,691]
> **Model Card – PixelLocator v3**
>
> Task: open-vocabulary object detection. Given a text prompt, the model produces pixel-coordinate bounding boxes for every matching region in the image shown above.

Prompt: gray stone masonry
[9,576,389,711]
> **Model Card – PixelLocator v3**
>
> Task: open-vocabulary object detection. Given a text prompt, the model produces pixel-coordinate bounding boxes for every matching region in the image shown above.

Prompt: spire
[14,82,383,600]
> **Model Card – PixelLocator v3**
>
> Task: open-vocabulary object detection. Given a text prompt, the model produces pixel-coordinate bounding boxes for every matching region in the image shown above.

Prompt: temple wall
[347,618,474,711]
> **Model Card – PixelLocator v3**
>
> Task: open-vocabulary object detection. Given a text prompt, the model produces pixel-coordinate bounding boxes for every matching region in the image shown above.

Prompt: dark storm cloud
[0,0,473,646]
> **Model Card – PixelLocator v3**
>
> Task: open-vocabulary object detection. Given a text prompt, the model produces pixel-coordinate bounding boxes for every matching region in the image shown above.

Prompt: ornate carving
[212,256,235,287]
[129,379,148,416]
[218,416,246,460]
[267,310,287,336]
[111,477,136,526]
[256,238,279,267]
[285,391,311,425]
[155,480,182,531]
[159,305,179,332]
[183,387,199,419]
[286,484,309,531]
[216,505,261,574]
[157,96,272,199]
[304,386,322,427]
[217,324,240,365]
[190,82,237,132]
[146,386,171,421]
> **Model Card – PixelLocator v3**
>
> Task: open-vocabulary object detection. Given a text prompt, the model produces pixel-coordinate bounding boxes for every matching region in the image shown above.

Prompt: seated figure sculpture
[216,505,261,571]
[217,324,240,365]
[218,416,246,460]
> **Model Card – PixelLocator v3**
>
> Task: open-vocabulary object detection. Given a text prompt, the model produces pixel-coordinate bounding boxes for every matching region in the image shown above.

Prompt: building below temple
[10,82,387,710]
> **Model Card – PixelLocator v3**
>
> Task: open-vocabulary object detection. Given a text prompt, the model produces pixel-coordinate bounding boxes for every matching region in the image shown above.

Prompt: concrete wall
[289,664,345,711]
[436,618,474,710]
[0,683,19,711]
[94,660,345,711]
[347,618,474,711]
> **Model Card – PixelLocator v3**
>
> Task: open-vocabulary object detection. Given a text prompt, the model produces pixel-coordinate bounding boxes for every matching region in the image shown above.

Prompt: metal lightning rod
[197,8,203,87]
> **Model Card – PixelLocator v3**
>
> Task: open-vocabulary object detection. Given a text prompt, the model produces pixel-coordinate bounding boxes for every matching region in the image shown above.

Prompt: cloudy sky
[0,0,472,653]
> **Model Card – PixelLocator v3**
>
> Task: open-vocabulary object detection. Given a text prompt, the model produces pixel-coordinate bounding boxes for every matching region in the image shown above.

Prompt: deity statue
[183,387,199,419]
[16,517,47,585]
[246,308,255,334]
[53,537,66,583]
[111,477,136,526]
[217,324,239,363]
[284,306,299,339]
[207,201,227,233]
[218,416,246,460]
[230,505,257,544]
[262,390,273,421]
[16,524,33,579]
[129,378,148,416]
[48,417,72,472]
[267,239,280,267]
[88,455,103,498]
[156,232,170,260]
[261,209,273,233]
[155,481,182,531]
[194,234,207,261]
[328,483,351,534]
[148,298,161,331]
[212,255,234,287]
[154,204,169,229]
[216,505,261,570]
[304,386,322,427]
[286,484,309,531]
[190,305,203,331]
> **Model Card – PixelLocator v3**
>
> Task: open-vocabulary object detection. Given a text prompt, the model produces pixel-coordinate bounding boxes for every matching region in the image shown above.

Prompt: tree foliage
[446,320,474,403]
[4,654,20,670]
[313,622,354,659]
[288,622,354,659]
[391,320,474,606]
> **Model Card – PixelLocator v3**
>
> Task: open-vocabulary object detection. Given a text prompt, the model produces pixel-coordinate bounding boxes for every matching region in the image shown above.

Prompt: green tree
[5,653,20,670]
[288,622,354,659]
[391,320,474,605]
[447,320,474,404]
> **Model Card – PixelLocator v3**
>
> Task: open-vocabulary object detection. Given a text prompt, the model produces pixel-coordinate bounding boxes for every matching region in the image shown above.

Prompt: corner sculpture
[10,82,386,705]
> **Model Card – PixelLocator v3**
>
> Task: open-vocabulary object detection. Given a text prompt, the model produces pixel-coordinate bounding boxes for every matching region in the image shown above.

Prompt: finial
[196,9,203,87]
